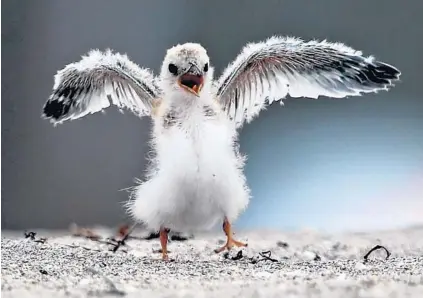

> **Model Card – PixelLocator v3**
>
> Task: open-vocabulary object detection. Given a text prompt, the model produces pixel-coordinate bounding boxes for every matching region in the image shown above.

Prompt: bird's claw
[152,248,172,261]
[214,238,248,253]
[162,253,170,261]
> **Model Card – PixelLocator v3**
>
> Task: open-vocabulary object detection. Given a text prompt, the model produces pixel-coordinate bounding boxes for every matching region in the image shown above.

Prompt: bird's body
[42,36,401,260]
[130,95,249,232]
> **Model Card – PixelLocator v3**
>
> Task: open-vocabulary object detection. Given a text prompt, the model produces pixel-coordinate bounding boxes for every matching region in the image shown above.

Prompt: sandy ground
[1,226,423,298]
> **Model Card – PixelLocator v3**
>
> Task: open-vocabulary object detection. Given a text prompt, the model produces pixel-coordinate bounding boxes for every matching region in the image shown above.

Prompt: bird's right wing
[42,49,161,124]
[215,36,401,128]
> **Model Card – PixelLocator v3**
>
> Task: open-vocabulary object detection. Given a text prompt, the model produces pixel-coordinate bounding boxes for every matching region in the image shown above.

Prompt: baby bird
[42,36,400,260]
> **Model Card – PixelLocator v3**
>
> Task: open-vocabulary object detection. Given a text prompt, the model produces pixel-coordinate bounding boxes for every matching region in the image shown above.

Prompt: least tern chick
[42,36,401,261]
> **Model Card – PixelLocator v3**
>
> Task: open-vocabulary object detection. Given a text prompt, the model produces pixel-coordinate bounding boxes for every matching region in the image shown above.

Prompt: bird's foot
[153,248,172,261]
[162,252,170,261]
[214,217,248,253]
[159,227,172,261]
[214,237,248,253]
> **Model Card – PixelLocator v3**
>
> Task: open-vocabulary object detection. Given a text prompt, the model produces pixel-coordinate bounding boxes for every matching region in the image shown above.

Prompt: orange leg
[214,218,247,253]
[159,228,170,261]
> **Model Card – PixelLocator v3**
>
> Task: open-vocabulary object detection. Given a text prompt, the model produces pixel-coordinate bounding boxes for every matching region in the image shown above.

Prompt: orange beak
[178,74,204,96]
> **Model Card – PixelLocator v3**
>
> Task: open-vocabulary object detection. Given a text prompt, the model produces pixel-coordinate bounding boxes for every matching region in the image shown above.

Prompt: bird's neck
[167,91,214,112]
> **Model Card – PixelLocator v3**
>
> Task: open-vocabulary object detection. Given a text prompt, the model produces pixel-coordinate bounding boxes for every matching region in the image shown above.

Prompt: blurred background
[2,0,422,232]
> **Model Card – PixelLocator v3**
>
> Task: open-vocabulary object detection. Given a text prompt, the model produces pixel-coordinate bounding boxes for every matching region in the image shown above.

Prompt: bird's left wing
[216,36,401,128]
[43,49,161,124]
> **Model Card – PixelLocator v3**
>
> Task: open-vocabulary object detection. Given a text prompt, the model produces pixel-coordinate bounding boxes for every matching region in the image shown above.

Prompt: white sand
[2,226,423,297]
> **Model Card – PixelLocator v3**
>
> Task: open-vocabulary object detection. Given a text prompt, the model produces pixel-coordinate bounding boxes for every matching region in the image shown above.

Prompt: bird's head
[159,43,213,97]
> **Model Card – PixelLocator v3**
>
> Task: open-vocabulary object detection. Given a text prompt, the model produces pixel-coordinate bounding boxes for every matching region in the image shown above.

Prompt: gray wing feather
[42,49,161,124]
[216,36,401,128]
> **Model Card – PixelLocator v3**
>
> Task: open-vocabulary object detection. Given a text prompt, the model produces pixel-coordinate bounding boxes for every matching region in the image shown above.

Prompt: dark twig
[108,223,137,253]
[257,250,279,263]
[363,245,391,263]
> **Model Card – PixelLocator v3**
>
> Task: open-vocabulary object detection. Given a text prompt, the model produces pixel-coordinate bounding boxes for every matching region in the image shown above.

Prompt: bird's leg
[159,228,170,261]
[214,218,247,253]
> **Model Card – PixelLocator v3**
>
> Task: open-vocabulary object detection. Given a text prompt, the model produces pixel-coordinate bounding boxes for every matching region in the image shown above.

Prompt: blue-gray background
[2,0,422,231]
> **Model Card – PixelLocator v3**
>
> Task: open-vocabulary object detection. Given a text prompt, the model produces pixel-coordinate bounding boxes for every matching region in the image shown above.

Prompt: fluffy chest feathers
[152,98,238,176]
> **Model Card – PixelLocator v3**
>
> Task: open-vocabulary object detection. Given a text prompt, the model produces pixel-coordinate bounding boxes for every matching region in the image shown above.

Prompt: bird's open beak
[178,74,204,96]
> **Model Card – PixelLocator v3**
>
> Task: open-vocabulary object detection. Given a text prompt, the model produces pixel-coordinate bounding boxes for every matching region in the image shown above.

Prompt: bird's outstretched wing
[216,36,401,128]
[42,49,161,124]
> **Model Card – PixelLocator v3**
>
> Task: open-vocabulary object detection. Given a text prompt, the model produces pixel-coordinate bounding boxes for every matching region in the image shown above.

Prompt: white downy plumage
[43,36,401,234]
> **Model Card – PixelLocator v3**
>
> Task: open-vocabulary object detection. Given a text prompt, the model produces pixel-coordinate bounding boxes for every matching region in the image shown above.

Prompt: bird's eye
[168,63,178,75]
[203,63,209,72]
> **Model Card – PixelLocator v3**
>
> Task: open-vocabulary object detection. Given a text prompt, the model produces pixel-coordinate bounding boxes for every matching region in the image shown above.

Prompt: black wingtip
[357,60,401,88]
[42,98,71,121]
[374,61,401,81]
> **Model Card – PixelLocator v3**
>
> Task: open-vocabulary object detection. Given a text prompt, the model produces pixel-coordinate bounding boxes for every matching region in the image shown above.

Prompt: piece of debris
[34,238,47,244]
[363,245,391,263]
[232,250,244,260]
[24,231,47,244]
[39,269,48,275]
[258,250,279,263]
[223,250,244,261]
[144,231,192,242]
[170,233,191,241]
[276,241,289,248]
[302,250,320,261]
[24,231,36,240]
[332,242,341,250]
[108,223,137,253]
[144,232,160,240]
